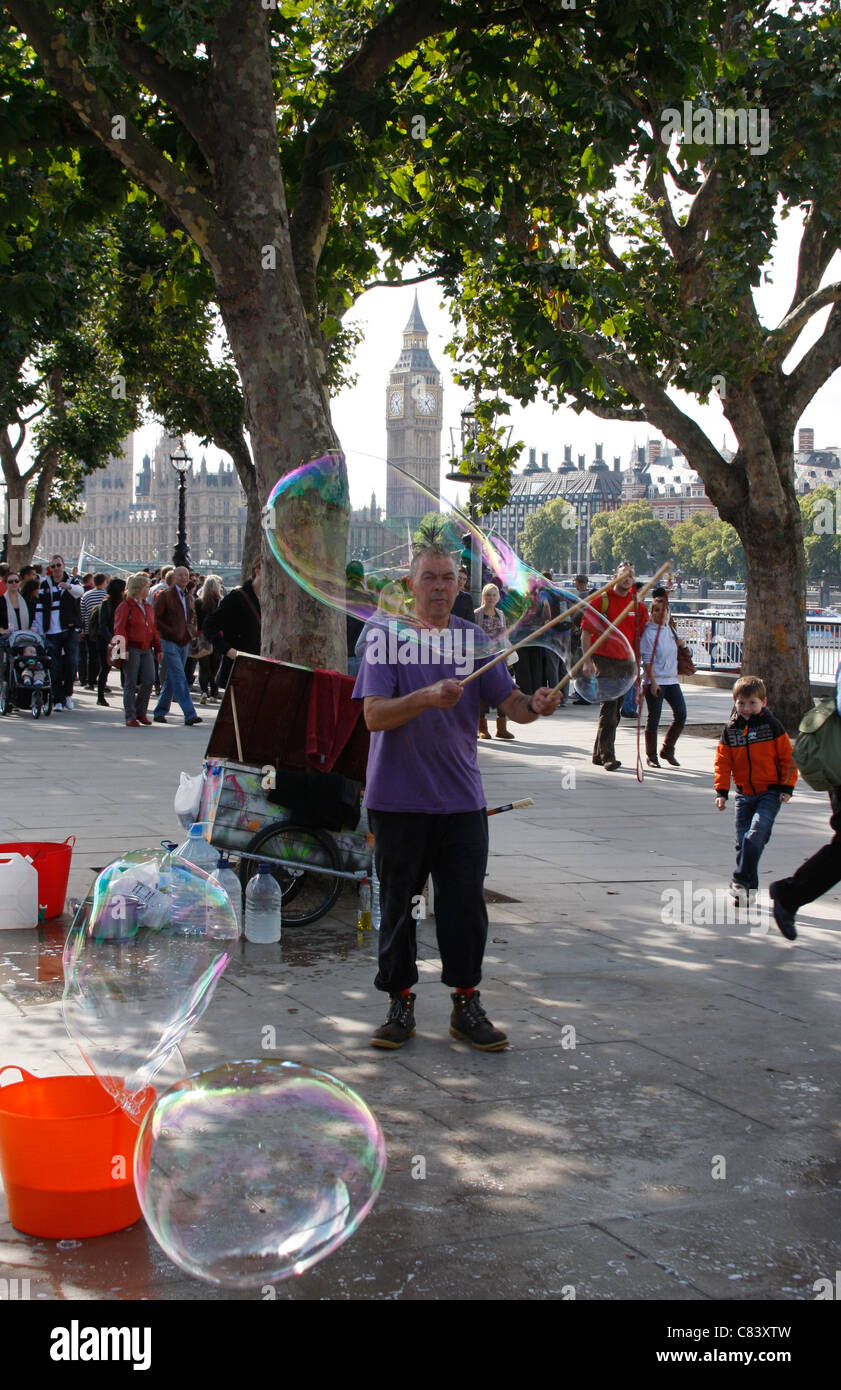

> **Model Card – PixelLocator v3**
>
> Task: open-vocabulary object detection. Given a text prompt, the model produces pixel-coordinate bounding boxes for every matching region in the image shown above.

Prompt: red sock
[455,987,476,998]
[399,987,413,998]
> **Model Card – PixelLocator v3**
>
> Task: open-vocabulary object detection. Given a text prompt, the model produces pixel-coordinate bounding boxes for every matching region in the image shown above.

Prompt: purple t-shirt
[352,615,515,813]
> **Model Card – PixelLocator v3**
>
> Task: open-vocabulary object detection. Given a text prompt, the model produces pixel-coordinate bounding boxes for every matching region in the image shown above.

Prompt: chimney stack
[798,427,814,455]
[564,445,572,464]
[578,454,586,470]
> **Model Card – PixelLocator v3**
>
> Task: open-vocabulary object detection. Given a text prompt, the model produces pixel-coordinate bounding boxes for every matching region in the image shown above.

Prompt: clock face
[416,391,436,415]
[389,391,403,416]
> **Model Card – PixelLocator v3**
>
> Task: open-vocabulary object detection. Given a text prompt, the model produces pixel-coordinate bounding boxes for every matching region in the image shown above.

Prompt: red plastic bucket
[0,838,74,919]
[0,1066,154,1238]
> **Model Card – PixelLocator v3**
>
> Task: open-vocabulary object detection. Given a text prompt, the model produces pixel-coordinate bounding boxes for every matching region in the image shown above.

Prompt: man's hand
[581,658,595,677]
[715,796,727,811]
[529,686,561,716]
[780,793,792,803]
[426,678,463,710]
[649,680,659,697]
[226,648,238,660]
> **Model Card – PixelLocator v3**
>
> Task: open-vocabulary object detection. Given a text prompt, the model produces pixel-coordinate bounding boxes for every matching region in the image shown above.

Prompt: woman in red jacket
[113,573,163,728]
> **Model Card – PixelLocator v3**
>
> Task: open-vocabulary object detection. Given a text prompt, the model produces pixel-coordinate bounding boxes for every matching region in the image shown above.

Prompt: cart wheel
[31,690,42,719]
[240,822,343,926]
[0,680,8,715]
[42,690,52,717]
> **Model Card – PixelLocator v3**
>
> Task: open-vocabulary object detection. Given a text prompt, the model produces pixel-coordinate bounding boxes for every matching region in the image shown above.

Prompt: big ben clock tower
[385,293,443,523]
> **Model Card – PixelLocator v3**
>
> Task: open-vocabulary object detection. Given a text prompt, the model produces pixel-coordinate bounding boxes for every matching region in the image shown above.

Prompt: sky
[136,205,841,513]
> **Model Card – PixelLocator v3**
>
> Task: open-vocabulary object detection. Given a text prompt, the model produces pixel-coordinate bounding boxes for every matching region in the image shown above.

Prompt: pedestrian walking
[580,561,647,772]
[639,588,687,767]
[31,555,84,711]
[113,574,162,727]
[153,565,202,725]
[770,661,841,940]
[714,675,797,905]
[475,583,514,740]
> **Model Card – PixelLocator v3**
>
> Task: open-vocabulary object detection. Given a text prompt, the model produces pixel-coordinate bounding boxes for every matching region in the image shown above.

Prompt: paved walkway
[1,682,839,1301]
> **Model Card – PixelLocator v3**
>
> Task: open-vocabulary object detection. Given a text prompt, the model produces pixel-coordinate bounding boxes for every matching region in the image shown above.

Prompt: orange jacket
[714,710,797,798]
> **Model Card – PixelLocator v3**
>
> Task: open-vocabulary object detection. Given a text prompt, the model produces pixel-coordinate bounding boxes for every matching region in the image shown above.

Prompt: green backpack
[792,696,841,791]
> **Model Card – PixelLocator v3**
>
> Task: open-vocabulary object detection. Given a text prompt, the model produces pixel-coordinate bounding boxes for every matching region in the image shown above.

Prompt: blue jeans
[644,682,687,734]
[733,790,781,890]
[154,640,196,720]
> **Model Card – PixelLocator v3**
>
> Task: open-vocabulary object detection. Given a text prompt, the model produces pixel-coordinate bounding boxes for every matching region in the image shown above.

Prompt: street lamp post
[446,406,512,605]
[169,445,192,569]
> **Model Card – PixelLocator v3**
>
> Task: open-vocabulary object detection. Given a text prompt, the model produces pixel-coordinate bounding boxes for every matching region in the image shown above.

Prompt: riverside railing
[674,613,841,681]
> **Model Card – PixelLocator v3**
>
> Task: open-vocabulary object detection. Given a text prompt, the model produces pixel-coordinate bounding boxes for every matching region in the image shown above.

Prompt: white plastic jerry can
[0,853,39,929]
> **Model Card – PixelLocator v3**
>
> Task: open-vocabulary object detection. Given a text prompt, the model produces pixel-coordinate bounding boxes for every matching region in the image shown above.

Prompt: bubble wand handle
[458,577,618,689]
[549,561,671,696]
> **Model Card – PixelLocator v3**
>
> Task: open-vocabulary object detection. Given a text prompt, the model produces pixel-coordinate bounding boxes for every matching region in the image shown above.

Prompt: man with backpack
[579,561,647,771]
[80,574,109,691]
[31,555,84,710]
[770,660,841,941]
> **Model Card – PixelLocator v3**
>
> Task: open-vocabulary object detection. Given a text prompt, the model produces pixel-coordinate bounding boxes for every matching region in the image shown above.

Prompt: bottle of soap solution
[244,863,282,943]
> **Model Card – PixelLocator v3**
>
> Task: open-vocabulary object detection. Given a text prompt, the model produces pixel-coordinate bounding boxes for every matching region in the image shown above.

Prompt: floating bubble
[263,452,635,696]
[62,850,239,1120]
[134,1059,387,1287]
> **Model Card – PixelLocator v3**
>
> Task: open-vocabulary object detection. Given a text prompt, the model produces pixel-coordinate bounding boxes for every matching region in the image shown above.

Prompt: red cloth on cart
[306,668,364,771]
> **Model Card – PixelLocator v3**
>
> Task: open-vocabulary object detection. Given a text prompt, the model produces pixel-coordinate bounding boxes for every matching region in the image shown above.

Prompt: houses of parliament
[38,295,445,573]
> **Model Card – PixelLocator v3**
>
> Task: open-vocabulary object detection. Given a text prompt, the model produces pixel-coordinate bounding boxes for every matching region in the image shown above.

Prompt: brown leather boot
[660,724,683,766]
[478,715,491,740]
[645,731,660,767]
[495,715,515,740]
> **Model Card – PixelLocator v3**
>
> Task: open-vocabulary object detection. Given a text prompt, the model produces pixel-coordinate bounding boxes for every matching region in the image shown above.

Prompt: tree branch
[572,328,740,501]
[783,301,841,425]
[769,281,841,361]
[361,269,440,292]
[4,1,228,270]
[109,24,214,169]
[786,203,836,319]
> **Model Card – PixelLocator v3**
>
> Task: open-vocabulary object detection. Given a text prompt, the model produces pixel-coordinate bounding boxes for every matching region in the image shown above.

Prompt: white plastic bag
[174,770,205,830]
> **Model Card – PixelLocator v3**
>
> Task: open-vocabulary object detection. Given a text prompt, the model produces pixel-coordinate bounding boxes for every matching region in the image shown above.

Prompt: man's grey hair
[409,544,459,579]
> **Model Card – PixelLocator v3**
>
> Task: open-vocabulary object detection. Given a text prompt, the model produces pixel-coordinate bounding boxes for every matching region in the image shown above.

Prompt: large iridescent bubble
[62,850,239,1119]
[263,452,635,699]
[134,1060,387,1287]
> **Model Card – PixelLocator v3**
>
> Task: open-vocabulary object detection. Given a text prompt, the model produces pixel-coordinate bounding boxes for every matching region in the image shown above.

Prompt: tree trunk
[1,445,59,571]
[206,7,346,670]
[737,494,811,732]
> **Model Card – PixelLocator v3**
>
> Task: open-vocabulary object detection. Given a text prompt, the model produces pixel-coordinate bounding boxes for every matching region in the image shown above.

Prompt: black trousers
[369,809,489,994]
[772,788,841,910]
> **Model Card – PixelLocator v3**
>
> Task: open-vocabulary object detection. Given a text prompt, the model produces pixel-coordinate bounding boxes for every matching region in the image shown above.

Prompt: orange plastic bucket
[0,838,75,919]
[0,1066,154,1238]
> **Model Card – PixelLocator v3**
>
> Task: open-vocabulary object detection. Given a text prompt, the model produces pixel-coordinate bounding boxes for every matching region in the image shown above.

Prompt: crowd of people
[0,555,262,727]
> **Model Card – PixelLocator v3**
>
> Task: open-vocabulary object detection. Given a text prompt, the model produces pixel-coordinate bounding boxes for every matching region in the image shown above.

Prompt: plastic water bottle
[244,863,282,943]
[175,823,217,874]
[357,878,372,933]
[371,859,381,933]
[210,853,243,937]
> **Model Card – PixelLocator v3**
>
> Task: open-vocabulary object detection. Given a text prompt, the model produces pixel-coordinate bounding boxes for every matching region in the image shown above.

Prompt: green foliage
[588,502,672,573]
[412,510,463,556]
[670,513,746,581]
[519,497,576,573]
[799,484,841,579]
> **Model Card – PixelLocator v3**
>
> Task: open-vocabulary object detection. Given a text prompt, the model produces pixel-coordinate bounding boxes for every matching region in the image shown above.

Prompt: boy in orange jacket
[714,675,797,906]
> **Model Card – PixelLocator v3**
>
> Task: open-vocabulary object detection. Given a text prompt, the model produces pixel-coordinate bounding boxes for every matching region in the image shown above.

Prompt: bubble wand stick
[549,561,671,696]
[458,576,619,689]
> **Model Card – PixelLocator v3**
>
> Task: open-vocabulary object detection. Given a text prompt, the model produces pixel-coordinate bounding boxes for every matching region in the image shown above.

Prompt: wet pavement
[1,682,840,1305]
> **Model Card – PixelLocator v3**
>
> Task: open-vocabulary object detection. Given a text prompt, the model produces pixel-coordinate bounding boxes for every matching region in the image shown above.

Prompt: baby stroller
[0,628,53,719]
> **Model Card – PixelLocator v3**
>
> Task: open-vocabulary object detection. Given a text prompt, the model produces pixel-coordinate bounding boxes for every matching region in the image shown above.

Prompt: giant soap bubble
[62,850,239,1119]
[134,1060,387,1287]
[263,452,635,699]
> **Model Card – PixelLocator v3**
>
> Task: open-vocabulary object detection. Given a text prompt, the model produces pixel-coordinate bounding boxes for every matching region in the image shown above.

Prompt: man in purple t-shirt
[353,544,561,1051]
